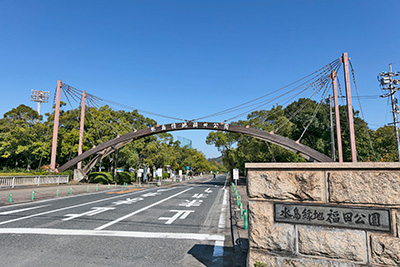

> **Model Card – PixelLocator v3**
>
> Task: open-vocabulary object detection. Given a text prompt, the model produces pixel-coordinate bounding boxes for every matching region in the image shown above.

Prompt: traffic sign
[233,169,239,180]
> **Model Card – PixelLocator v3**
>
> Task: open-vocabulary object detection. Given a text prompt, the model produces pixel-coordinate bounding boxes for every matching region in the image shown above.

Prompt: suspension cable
[63,85,96,146]
[296,82,331,142]
[273,66,339,134]
[191,58,341,121]
[349,59,377,161]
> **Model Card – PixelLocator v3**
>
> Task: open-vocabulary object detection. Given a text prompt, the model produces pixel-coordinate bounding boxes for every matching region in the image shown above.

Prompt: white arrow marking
[179,200,203,207]
[205,188,213,193]
[95,187,193,230]
[158,210,195,224]
[112,197,143,205]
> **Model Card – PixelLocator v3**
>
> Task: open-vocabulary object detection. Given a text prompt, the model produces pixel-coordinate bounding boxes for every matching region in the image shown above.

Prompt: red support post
[331,70,343,162]
[50,80,62,171]
[342,52,357,162]
[77,91,87,170]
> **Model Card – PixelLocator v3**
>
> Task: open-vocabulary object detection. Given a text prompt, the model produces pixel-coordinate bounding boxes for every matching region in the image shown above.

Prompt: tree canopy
[0,104,225,174]
[206,98,397,174]
[0,99,397,175]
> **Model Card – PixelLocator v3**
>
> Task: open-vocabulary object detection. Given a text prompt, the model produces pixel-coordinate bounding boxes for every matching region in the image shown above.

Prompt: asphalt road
[0,175,234,267]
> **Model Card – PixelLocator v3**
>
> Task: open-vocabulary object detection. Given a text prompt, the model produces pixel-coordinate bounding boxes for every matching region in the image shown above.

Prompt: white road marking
[0,205,50,215]
[0,228,224,241]
[112,197,143,205]
[217,188,228,230]
[213,240,225,257]
[192,193,208,199]
[179,199,203,207]
[141,192,161,197]
[0,188,158,226]
[156,188,174,192]
[158,210,195,224]
[62,207,116,221]
[95,187,193,230]
[213,177,229,258]
[205,188,213,193]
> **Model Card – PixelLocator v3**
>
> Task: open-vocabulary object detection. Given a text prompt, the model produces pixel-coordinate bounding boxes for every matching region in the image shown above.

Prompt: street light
[30,89,50,117]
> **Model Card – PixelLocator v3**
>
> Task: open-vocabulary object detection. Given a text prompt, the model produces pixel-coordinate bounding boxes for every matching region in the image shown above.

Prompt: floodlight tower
[30,89,50,117]
[378,64,400,161]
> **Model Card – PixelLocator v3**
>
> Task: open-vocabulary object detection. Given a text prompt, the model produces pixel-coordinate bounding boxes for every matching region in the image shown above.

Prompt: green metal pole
[56,188,59,197]
[244,209,248,230]
[96,184,98,191]
[70,186,72,195]
[240,203,243,219]
[9,192,12,203]
[114,182,117,189]
[31,190,35,200]
[108,183,110,189]
[86,185,89,193]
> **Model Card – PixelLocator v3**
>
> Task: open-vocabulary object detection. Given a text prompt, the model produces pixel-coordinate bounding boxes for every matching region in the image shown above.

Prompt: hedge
[116,171,133,184]
[88,171,136,184]
[88,172,113,184]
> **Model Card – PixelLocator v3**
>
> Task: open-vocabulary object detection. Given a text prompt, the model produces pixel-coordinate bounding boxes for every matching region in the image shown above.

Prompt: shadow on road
[187,242,247,267]
[187,244,237,267]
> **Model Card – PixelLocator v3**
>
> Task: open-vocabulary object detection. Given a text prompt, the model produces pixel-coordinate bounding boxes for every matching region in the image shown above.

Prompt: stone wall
[245,162,400,267]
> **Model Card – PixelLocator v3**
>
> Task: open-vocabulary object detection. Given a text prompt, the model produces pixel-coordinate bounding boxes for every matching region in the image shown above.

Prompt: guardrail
[0,175,69,188]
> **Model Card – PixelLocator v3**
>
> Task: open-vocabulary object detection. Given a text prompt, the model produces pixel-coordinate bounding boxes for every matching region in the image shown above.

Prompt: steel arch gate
[57,121,333,172]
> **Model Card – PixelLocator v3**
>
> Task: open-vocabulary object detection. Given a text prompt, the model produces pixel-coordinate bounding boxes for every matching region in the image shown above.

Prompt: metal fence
[0,175,69,188]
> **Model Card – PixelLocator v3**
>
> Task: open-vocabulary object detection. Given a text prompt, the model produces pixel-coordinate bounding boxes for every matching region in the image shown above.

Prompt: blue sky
[0,1,399,158]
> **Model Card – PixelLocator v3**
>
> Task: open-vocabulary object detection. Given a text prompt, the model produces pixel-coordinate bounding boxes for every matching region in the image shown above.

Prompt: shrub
[254,262,267,267]
[116,171,132,184]
[61,169,74,181]
[162,172,170,179]
[88,172,113,184]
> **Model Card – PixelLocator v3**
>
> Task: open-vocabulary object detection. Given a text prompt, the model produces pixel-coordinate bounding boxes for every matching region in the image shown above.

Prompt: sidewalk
[229,177,249,264]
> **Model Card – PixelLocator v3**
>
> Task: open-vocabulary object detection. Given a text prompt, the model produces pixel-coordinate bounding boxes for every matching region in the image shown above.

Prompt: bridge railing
[0,175,69,188]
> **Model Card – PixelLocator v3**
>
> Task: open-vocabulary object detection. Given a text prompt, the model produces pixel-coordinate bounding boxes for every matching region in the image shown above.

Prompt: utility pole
[77,91,87,170]
[342,52,357,162]
[50,80,62,171]
[378,64,400,161]
[325,95,336,161]
[331,70,343,162]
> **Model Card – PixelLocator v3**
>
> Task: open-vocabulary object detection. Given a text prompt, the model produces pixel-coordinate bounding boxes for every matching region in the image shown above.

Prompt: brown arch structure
[57,121,333,172]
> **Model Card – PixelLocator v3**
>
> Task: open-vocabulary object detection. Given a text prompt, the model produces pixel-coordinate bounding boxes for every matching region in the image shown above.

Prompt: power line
[192,58,341,122]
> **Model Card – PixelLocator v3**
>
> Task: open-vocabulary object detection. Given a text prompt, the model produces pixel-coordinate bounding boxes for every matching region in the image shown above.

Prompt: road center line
[0,228,224,241]
[0,205,51,215]
[95,187,193,230]
[0,187,167,226]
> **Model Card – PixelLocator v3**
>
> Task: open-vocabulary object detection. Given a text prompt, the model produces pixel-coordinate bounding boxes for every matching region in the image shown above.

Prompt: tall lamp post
[30,89,50,118]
